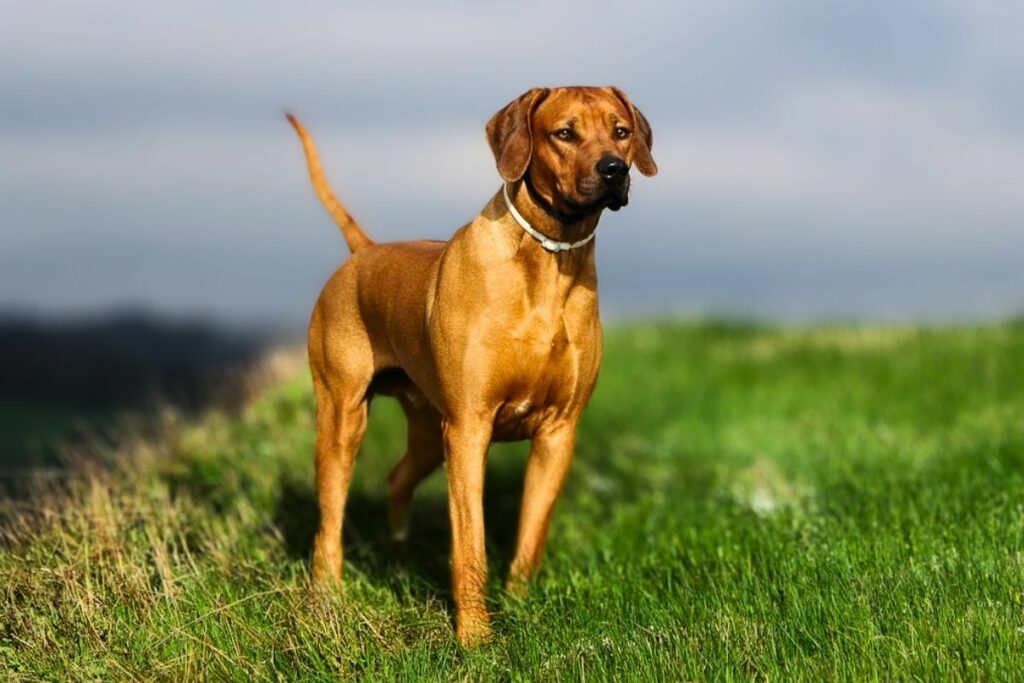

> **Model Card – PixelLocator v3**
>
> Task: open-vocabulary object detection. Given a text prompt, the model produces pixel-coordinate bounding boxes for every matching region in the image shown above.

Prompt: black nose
[596,155,628,181]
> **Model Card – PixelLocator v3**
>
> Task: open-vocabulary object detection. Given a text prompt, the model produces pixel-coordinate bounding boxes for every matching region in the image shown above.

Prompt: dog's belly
[492,401,547,441]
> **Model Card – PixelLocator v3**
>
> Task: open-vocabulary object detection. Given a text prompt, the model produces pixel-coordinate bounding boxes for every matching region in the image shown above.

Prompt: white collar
[502,183,596,253]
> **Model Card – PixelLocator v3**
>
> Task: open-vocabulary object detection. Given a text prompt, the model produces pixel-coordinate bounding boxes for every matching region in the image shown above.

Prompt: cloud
[2,0,1023,322]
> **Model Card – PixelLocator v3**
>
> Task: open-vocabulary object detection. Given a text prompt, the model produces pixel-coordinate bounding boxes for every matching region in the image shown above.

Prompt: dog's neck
[504,179,601,251]
[484,180,599,316]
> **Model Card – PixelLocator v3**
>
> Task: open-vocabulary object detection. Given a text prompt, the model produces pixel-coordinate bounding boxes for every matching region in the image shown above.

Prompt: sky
[2,1,1022,328]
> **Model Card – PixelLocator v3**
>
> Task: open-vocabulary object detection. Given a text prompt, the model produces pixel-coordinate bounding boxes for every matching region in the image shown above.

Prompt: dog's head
[486,86,657,220]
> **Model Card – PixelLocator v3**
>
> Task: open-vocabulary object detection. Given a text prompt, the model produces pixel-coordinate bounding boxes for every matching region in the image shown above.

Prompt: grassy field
[2,321,1024,681]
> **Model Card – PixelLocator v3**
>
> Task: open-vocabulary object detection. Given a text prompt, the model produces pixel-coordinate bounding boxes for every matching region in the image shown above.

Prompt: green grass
[3,321,1024,681]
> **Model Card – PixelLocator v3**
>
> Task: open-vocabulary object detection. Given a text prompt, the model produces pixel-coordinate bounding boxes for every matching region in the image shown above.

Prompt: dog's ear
[610,87,657,177]
[486,87,550,182]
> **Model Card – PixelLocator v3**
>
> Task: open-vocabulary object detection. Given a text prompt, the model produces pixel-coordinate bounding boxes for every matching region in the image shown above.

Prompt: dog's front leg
[443,415,494,646]
[507,421,577,594]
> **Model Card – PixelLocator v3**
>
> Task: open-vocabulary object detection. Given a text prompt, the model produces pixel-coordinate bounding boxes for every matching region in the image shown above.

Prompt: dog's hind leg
[311,369,370,583]
[387,395,444,542]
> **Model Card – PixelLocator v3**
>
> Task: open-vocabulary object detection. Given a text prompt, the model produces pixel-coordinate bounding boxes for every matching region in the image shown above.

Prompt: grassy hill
[3,321,1024,680]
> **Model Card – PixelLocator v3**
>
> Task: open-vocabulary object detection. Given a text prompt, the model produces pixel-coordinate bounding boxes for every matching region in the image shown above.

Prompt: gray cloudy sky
[2,1,1022,327]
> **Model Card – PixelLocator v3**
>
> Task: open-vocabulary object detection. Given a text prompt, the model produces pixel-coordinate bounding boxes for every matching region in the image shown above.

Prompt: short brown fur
[287,86,656,646]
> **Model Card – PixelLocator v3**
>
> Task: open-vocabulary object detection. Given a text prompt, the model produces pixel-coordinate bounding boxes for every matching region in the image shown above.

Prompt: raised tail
[286,113,374,253]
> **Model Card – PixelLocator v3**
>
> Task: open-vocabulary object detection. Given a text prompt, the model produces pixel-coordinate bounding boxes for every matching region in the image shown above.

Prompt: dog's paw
[389,523,409,544]
[311,538,343,584]
[456,612,493,648]
[505,575,531,599]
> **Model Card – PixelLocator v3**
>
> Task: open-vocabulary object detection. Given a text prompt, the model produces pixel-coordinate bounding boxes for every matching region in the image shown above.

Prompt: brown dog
[287,86,656,645]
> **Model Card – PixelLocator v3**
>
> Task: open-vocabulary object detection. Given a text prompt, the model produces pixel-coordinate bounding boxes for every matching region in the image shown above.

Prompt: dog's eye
[553,128,575,142]
[614,126,631,140]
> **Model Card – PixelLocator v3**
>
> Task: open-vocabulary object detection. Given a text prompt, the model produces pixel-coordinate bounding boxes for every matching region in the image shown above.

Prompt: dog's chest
[490,314,598,440]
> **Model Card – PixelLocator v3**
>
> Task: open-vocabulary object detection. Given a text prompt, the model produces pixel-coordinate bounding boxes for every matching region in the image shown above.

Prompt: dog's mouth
[570,177,630,213]
[528,171,632,223]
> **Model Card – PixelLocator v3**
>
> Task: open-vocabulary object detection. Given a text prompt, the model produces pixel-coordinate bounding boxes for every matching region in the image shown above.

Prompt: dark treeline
[0,311,288,476]
[0,312,273,410]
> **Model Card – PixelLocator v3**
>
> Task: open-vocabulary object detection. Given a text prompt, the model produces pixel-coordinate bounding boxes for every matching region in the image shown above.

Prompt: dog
[287,86,656,645]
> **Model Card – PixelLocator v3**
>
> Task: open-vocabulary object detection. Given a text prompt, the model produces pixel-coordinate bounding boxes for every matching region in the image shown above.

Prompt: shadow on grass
[273,461,528,600]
